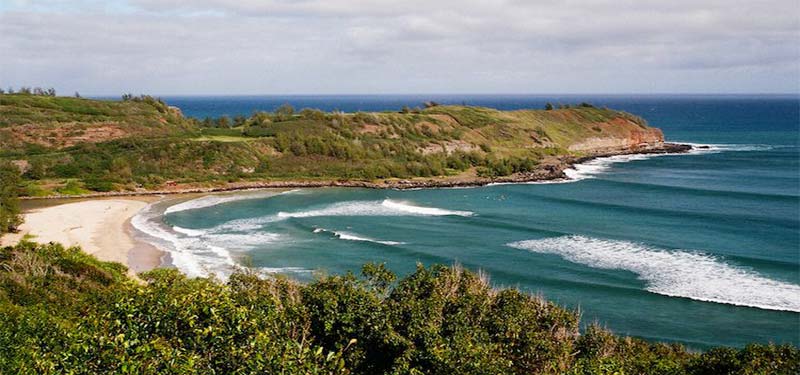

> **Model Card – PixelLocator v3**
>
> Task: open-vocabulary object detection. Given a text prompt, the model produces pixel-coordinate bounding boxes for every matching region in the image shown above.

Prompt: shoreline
[19,143,693,200]
[2,143,692,276]
[1,197,165,277]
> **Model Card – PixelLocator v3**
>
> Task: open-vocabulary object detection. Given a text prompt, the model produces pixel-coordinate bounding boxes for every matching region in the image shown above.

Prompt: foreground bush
[0,242,797,374]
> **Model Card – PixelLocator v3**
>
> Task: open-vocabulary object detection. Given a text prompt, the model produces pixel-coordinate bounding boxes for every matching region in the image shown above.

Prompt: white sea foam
[314,228,404,246]
[683,143,774,154]
[278,199,473,219]
[172,226,205,237]
[558,143,775,182]
[563,154,658,181]
[260,267,313,274]
[380,199,473,216]
[132,202,283,280]
[214,199,472,233]
[205,232,282,250]
[164,189,300,215]
[508,236,800,312]
[131,204,209,278]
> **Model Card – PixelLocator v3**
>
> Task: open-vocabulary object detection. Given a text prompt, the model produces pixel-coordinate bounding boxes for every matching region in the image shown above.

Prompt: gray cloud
[1,0,798,94]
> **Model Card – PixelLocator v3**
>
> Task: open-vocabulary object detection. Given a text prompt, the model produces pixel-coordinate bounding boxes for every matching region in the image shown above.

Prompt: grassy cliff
[0,94,668,195]
[1,241,797,374]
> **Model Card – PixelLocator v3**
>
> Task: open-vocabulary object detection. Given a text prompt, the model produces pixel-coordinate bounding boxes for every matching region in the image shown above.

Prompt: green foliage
[56,180,89,195]
[0,242,797,374]
[0,161,24,235]
[423,105,506,129]
[477,156,539,178]
[2,95,662,194]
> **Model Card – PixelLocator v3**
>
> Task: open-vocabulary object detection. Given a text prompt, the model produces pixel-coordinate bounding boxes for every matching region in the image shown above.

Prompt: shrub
[0,243,798,374]
[0,162,23,235]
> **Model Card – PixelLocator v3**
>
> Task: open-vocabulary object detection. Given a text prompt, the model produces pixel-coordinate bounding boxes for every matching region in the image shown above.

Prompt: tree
[274,104,295,122]
[544,102,554,110]
[215,116,231,128]
[74,91,81,98]
[0,162,23,235]
[233,115,247,127]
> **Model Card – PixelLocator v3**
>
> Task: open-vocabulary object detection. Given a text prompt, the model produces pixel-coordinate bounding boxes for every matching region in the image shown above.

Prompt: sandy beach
[0,198,163,276]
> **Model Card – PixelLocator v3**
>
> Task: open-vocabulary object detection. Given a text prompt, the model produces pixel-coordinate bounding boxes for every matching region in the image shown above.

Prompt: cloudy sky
[1,0,798,95]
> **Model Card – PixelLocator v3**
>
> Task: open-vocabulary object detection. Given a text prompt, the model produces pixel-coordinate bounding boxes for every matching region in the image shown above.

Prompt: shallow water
[134,95,800,349]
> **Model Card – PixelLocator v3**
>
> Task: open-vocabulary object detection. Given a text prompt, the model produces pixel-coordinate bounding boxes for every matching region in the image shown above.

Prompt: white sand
[1,199,162,275]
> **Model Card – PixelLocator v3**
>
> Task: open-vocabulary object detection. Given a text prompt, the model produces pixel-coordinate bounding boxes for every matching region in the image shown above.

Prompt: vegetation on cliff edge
[0,161,23,236]
[0,241,797,374]
[1,93,658,196]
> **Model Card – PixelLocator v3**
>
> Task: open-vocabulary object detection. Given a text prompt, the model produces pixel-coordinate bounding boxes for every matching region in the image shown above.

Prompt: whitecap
[172,226,205,237]
[314,228,404,246]
[278,199,473,219]
[380,199,473,216]
[508,235,800,312]
[563,154,660,181]
[260,267,314,274]
[164,189,299,215]
[132,202,282,280]
[683,143,774,154]
[559,143,775,182]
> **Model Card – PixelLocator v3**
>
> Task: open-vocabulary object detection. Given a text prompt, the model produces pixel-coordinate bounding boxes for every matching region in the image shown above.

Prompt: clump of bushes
[0,161,23,235]
[0,241,797,374]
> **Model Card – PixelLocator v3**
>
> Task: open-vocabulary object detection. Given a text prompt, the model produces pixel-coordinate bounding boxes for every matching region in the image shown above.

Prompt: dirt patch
[8,122,130,148]
[568,119,664,153]
[358,124,382,134]
[419,140,479,155]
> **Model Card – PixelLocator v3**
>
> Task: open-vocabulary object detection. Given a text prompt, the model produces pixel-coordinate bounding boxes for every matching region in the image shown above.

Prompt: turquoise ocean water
[132,95,799,349]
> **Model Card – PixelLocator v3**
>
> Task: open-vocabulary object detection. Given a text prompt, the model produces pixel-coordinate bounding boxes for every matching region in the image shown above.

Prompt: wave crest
[132,203,282,279]
[314,228,404,246]
[165,189,300,215]
[508,235,800,312]
[561,143,776,182]
[278,199,473,219]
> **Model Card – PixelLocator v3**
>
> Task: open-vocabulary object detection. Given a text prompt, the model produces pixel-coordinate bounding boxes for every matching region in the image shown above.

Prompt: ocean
[132,94,799,349]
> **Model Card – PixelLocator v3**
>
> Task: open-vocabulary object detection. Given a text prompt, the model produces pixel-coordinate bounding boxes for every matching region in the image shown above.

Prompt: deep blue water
[133,95,800,349]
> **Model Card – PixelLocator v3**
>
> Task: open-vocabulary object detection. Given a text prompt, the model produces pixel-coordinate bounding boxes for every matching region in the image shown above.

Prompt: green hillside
[0,94,665,196]
[1,241,796,374]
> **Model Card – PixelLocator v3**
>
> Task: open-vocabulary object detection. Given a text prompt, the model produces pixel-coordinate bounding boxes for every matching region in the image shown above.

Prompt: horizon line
[78,92,800,98]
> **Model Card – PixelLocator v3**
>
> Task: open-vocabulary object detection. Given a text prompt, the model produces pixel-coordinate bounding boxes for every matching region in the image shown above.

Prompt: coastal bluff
[0,94,688,197]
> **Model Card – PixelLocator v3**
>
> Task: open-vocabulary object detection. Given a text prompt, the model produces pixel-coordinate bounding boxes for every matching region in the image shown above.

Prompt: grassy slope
[1,241,796,374]
[0,94,660,195]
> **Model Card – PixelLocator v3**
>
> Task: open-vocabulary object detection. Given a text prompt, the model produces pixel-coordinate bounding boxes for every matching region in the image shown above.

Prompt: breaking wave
[508,235,800,312]
[132,203,283,279]
[214,199,472,233]
[683,143,775,154]
[278,199,474,219]
[172,226,205,237]
[561,143,775,182]
[260,267,313,274]
[164,189,300,215]
[563,154,655,181]
[314,228,405,246]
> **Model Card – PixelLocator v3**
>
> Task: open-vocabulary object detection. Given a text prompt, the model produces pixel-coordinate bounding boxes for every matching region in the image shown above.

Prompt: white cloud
[1,0,798,94]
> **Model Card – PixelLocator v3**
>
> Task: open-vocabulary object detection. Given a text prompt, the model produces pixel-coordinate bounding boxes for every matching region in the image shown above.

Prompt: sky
[1,0,799,95]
